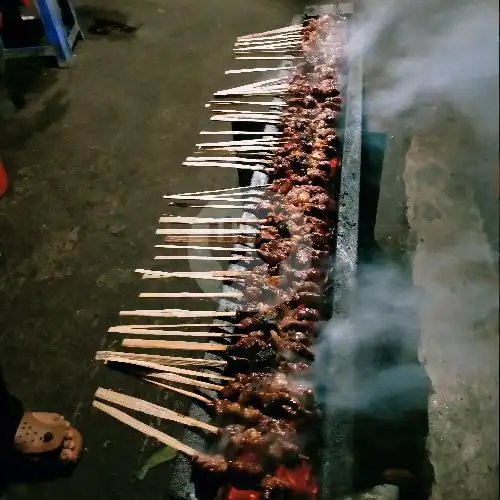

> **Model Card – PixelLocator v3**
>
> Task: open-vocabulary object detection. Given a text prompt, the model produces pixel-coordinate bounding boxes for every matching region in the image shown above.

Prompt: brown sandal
[14,412,83,463]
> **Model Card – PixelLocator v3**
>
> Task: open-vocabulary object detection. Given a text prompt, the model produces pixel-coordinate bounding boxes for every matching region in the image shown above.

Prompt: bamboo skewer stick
[184,156,270,164]
[235,56,299,60]
[164,205,256,210]
[209,108,284,115]
[95,388,219,434]
[108,323,234,337]
[196,138,280,146]
[210,117,281,123]
[142,275,243,282]
[169,184,269,197]
[154,244,257,252]
[235,36,302,46]
[238,25,302,39]
[144,378,213,405]
[213,90,288,97]
[183,162,268,171]
[213,78,288,95]
[214,86,288,97]
[155,228,258,236]
[234,42,300,49]
[123,339,229,352]
[233,44,300,52]
[235,33,302,43]
[93,401,200,457]
[202,130,281,138]
[160,236,255,244]
[233,48,299,54]
[206,100,286,106]
[139,292,243,299]
[119,309,238,318]
[208,111,282,117]
[234,38,300,46]
[170,190,264,197]
[233,51,298,55]
[111,324,233,330]
[153,255,254,262]
[158,217,264,224]
[225,67,295,75]
[207,112,282,119]
[96,357,233,381]
[96,350,227,366]
[199,131,282,135]
[146,371,224,391]
[163,193,262,201]
[108,327,239,337]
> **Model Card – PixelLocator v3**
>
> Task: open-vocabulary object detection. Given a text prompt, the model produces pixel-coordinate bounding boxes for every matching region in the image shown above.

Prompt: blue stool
[0,0,83,69]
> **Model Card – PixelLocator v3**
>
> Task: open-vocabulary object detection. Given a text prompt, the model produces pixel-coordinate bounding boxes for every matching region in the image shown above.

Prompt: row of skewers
[93,15,344,499]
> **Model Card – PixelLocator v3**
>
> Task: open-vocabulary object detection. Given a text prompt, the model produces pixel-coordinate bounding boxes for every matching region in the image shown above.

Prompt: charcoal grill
[162,2,387,499]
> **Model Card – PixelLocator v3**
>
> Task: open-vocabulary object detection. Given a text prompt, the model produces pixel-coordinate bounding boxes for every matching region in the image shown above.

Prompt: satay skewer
[93,401,201,457]
[234,56,299,61]
[108,325,234,335]
[235,33,302,43]
[119,309,239,318]
[160,235,256,243]
[144,378,213,405]
[214,86,288,97]
[182,161,270,174]
[158,217,264,224]
[233,41,300,49]
[163,194,262,201]
[197,138,280,146]
[96,350,227,366]
[139,292,243,299]
[165,204,256,210]
[199,131,282,136]
[237,28,303,39]
[210,116,281,123]
[196,138,281,146]
[122,339,229,351]
[111,323,233,330]
[154,244,258,252]
[153,255,254,262]
[184,156,271,164]
[108,327,240,337]
[95,388,219,434]
[206,100,286,106]
[234,36,301,47]
[169,184,269,196]
[214,78,288,95]
[95,357,233,381]
[146,371,224,391]
[155,228,258,236]
[237,25,302,40]
[225,67,295,75]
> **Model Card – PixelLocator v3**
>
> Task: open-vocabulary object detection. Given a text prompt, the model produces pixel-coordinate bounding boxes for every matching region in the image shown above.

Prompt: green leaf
[135,446,178,481]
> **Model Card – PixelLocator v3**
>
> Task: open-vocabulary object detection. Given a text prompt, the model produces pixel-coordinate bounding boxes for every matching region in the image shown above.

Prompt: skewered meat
[198,15,344,498]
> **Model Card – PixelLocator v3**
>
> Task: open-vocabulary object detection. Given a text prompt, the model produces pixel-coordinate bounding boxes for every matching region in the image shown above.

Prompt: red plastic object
[0,160,8,199]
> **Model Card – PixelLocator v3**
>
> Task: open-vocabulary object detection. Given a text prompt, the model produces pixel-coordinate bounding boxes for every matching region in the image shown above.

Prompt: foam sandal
[14,412,83,464]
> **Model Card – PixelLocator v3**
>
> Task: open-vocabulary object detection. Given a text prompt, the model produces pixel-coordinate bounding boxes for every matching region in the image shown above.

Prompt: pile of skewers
[93,15,345,500]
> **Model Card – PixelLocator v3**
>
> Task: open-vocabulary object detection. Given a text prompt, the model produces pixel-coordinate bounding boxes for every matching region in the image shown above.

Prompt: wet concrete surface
[0,0,498,499]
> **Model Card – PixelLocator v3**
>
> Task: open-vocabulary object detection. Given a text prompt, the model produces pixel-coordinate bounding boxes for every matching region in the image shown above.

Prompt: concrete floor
[0,1,497,500]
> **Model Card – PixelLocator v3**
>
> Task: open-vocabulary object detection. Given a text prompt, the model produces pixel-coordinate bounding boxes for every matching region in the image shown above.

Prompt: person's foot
[14,412,83,463]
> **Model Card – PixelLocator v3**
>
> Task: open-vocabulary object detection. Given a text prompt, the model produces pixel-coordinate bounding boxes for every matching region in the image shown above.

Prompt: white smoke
[348,0,499,141]
[315,0,499,415]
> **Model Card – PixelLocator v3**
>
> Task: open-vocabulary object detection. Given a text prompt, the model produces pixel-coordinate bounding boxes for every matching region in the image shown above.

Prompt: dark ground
[0,1,498,500]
